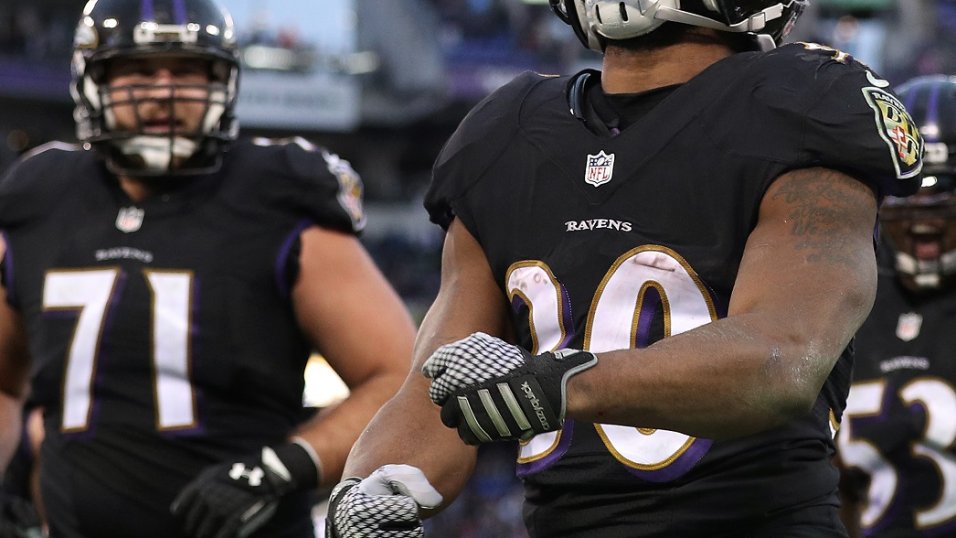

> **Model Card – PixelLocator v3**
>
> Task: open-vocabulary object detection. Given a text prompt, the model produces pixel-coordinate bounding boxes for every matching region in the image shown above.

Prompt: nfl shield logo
[115,206,144,233]
[896,312,922,342]
[584,151,615,187]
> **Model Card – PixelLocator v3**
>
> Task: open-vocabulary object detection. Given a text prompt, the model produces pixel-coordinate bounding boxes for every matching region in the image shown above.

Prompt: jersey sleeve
[750,44,923,198]
[0,142,81,229]
[424,71,547,230]
[800,47,923,197]
[251,137,366,235]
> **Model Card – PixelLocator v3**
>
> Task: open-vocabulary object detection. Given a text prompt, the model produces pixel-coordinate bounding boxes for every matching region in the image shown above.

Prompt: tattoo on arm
[770,168,877,266]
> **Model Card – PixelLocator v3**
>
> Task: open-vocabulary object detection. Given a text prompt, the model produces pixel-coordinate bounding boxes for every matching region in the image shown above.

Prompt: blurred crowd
[0,4,72,64]
[1,1,955,84]
[424,0,956,84]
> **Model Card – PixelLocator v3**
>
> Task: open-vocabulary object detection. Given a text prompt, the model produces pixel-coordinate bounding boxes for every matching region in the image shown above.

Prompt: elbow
[736,390,815,437]
[732,381,817,438]
[768,384,819,424]
[749,342,839,429]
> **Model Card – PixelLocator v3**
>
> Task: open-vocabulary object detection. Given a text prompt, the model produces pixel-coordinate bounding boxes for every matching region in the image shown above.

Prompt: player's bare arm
[343,218,513,502]
[290,225,417,487]
[0,239,30,472]
[565,167,879,439]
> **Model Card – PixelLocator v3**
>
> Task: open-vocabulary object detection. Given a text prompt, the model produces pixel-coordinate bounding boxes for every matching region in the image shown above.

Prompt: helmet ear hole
[87,62,106,84]
[211,60,230,83]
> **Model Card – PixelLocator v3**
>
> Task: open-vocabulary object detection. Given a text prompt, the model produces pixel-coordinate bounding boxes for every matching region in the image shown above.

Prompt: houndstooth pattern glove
[422,332,598,445]
[326,465,443,538]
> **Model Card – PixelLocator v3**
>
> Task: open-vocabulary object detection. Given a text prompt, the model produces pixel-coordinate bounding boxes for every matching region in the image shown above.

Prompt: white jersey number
[508,246,717,478]
[838,378,956,530]
[44,268,196,432]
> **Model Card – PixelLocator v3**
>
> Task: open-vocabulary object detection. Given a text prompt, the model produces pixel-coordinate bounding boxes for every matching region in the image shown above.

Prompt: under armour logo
[229,463,265,487]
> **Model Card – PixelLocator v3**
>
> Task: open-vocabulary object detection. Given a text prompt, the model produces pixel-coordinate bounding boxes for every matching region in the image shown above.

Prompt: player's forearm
[0,391,24,471]
[566,311,849,440]
[342,386,477,509]
[292,371,406,488]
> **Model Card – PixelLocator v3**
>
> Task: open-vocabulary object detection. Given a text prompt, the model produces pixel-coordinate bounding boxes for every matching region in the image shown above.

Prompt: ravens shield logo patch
[863,87,924,180]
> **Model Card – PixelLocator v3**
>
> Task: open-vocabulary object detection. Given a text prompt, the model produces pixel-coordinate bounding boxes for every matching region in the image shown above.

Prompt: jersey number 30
[508,246,716,481]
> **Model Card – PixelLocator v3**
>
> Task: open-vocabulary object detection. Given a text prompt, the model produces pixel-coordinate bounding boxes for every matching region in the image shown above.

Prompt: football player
[838,75,956,537]
[0,1,416,537]
[326,1,925,537]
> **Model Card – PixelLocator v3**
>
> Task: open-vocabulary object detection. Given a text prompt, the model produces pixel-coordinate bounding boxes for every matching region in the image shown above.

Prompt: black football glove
[326,464,442,538]
[170,442,319,538]
[422,332,598,445]
[0,491,44,538]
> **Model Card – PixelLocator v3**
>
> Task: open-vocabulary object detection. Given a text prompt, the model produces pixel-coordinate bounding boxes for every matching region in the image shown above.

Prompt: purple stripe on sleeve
[557,283,575,350]
[274,219,314,299]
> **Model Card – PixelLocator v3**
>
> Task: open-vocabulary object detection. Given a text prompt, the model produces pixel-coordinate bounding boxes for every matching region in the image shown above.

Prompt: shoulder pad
[732,43,922,198]
[0,142,87,227]
[425,71,566,229]
[239,137,366,234]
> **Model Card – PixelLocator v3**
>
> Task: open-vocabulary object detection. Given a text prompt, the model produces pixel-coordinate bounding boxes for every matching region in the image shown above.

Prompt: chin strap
[115,135,198,172]
[655,3,785,34]
[752,34,778,51]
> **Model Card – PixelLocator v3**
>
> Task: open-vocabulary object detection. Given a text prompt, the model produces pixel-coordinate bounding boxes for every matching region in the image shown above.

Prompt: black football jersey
[839,246,956,538]
[0,137,364,538]
[425,43,923,537]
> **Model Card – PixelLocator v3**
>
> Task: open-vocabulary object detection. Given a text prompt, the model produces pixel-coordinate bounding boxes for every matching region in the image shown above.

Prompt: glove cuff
[271,441,321,490]
[326,477,362,538]
[538,348,598,420]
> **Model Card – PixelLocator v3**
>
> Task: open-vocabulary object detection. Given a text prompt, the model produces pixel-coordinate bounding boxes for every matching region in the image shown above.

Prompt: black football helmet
[549,0,808,52]
[71,0,240,176]
[881,75,956,292]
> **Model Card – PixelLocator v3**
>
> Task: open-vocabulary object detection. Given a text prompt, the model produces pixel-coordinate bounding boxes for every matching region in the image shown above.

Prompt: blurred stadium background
[1,0,953,535]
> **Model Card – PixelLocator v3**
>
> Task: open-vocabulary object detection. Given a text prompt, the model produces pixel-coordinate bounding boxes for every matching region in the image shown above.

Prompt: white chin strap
[115,135,199,172]
[656,4,785,33]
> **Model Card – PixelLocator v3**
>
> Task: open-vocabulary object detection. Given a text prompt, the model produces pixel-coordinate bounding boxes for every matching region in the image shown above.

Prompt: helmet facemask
[81,56,236,176]
[71,0,241,177]
[881,175,956,293]
[885,75,956,293]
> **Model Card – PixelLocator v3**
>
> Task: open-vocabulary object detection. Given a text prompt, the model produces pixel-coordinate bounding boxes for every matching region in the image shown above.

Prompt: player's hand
[170,442,319,538]
[326,464,442,538]
[422,332,597,444]
[0,491,44,538]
